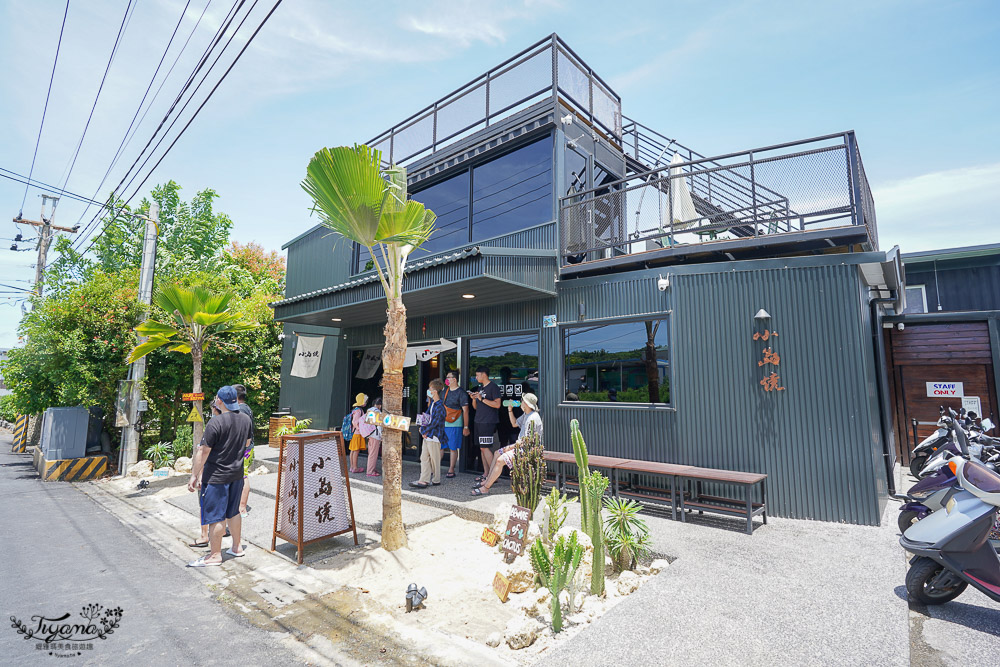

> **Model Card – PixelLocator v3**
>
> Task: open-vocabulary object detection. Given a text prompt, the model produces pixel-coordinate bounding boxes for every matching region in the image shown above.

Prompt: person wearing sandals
[441,372,470,479]
[187,386,252,566]
[362,396,381,477]
[472,393,542,496]
[348,393,368,473]
[410,379,446,489]
[190,399,223,549]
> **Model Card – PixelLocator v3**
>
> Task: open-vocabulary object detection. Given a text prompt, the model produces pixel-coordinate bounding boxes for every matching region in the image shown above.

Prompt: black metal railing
[366,34,622,166]
[560,131,877,264]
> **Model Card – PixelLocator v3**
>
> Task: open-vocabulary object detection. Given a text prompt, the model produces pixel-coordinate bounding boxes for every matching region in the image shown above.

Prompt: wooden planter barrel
[269,416,297,447]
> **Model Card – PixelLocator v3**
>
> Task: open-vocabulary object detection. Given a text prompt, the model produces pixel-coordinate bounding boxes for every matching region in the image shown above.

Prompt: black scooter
[900,453,1000,605]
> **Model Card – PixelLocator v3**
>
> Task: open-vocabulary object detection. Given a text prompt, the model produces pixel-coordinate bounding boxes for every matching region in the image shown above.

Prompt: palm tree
[301,144,435,552]
[128,284,257,445]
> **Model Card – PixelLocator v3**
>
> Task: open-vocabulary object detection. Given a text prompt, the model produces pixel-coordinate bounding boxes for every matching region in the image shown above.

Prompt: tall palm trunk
[380,294,408,550]
[192,344,204,445]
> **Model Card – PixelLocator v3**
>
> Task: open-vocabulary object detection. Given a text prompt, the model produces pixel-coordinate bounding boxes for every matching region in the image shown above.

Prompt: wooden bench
[543,452,767,534]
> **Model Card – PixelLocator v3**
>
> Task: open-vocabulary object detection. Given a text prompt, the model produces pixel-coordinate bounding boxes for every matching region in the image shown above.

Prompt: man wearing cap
[187,385,253,566]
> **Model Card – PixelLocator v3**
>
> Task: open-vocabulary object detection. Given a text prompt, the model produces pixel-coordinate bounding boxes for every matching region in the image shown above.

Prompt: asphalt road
[0,435,305,666]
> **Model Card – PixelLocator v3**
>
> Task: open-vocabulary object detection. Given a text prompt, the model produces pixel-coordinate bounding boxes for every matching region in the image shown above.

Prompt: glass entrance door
[465,333,540,473]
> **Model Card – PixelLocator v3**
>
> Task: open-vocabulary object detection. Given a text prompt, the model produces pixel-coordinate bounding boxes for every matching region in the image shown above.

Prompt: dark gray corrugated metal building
[272,35,903,526]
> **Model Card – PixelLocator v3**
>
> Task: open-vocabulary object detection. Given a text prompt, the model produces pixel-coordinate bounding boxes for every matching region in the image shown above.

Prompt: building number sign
[753,329,785,392]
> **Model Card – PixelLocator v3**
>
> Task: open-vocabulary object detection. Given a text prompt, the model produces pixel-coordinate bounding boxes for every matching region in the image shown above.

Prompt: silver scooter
[900,456,1000,604]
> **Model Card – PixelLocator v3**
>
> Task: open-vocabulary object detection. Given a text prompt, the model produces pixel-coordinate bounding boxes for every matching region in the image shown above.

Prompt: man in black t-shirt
[187,385,252,567]
[470,366,502,478]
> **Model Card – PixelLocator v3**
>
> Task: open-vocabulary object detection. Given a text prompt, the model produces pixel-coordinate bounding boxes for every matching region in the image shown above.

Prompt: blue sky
[1,0,998,346]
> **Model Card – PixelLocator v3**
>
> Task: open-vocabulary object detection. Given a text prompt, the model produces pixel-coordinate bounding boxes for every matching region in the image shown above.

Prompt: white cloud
[873,162,1000,252]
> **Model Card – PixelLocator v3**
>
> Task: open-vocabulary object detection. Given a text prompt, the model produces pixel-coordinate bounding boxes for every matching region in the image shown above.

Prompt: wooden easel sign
[271,431,359,564]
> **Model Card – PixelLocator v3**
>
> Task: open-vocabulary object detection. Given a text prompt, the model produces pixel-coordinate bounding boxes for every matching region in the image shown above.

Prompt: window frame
[903,284,928,314]
[560,313,674,409]
[352,130,556,275]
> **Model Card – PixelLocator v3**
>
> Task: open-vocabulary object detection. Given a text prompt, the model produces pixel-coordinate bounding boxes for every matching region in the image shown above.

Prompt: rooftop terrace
[362,34,878,275]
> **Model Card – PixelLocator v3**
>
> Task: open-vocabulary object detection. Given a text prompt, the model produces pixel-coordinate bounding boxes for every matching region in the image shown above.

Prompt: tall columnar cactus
[511,423,544,515]
[529,532,584,633]
[570,419,591,531]
[569,419,607,595]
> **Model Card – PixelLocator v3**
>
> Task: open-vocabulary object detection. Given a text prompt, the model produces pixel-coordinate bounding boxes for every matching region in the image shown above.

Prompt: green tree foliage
[1,270,142,423]
[2,181,284,462]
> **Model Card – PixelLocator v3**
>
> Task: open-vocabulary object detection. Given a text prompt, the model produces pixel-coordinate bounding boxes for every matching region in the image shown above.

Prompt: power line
[58,0,138,194]
[80,0,285,257]
[19,0,71,216]
[72,0,245,252]
[69,0,201,237]
[110,0,255,204]
[1,167,110,208]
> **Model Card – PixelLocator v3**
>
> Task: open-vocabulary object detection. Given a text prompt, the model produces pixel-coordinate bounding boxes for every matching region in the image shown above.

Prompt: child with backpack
[346,393,367,473]
[364,396,382,477]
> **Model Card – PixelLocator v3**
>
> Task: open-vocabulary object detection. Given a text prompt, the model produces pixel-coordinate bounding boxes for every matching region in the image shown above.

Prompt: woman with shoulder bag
[441,372,470,478]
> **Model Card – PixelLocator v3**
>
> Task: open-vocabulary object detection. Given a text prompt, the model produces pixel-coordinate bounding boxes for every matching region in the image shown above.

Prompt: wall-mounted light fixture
[754,309,771,321]
[657,274,669,291]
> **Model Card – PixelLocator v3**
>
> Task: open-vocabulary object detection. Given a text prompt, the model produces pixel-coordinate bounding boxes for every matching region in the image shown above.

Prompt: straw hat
[353,393,368,407]
[521,393,538,411]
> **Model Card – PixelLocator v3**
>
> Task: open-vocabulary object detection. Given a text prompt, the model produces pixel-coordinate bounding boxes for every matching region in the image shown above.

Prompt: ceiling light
[461,294,475,299]
[331,318,342,322]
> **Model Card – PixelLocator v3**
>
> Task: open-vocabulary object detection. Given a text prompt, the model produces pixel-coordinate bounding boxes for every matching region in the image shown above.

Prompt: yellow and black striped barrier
[12,415,29,453]
[41,455,108,482]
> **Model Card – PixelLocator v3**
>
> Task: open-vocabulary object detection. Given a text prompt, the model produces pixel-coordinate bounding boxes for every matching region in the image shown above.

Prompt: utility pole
[13,195,77,297]
[121,202,159,472]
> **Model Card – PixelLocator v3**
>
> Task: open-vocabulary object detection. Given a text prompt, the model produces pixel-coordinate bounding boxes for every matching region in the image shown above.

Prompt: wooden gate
[886,321,998,464]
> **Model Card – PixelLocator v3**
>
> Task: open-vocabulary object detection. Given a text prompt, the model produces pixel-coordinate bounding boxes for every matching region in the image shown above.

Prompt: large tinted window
[411,171,470,256]
[564,319,670,404]
[468,334,540,451]
[354,134,553,273]
[471,137,553,241]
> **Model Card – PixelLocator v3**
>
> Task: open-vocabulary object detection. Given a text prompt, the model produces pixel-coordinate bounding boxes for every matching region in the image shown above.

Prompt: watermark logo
[9,604,123,658]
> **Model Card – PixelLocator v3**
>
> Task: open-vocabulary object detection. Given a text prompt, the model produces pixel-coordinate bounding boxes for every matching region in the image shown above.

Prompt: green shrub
[172,425,194,459]
[143,441,175,468]
[0,395,17,423]
[603,496,652,571]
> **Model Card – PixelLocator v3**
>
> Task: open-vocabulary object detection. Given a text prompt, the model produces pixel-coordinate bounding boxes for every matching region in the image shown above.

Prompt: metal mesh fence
[368,36,622,165]
[562,136,865,259]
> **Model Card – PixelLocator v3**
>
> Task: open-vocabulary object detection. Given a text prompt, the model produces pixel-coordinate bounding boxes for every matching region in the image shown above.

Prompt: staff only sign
[926,382,964,398]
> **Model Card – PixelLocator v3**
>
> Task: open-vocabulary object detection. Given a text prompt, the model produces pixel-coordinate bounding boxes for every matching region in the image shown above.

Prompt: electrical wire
[1,167,111,208]
[72,0,236,250]
[57,0,138,194]
[18,0,71,218]
[72,0,246,252]
[79,0,285,257]
[108,0,256,205]
[69,0,200,237]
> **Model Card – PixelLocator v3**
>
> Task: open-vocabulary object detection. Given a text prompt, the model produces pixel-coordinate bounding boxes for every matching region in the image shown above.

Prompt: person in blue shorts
[187,385,252,567]
[440,371,470,478]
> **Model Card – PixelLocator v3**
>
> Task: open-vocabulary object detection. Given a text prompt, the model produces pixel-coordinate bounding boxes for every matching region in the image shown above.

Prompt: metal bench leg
[670,475,676,522]
[679,478,687,523]
[745,484,753,535]
[762,481,767,525]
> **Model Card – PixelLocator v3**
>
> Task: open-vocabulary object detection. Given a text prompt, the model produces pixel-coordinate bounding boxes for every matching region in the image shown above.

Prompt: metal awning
[271,246,557,327]
[859,245,904,313]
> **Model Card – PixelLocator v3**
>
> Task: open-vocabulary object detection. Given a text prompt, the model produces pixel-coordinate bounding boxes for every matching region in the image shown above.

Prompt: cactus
[569,419,607,595]
[511,423,544,515]
[529,531,584,633]
[543,487,576,542]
